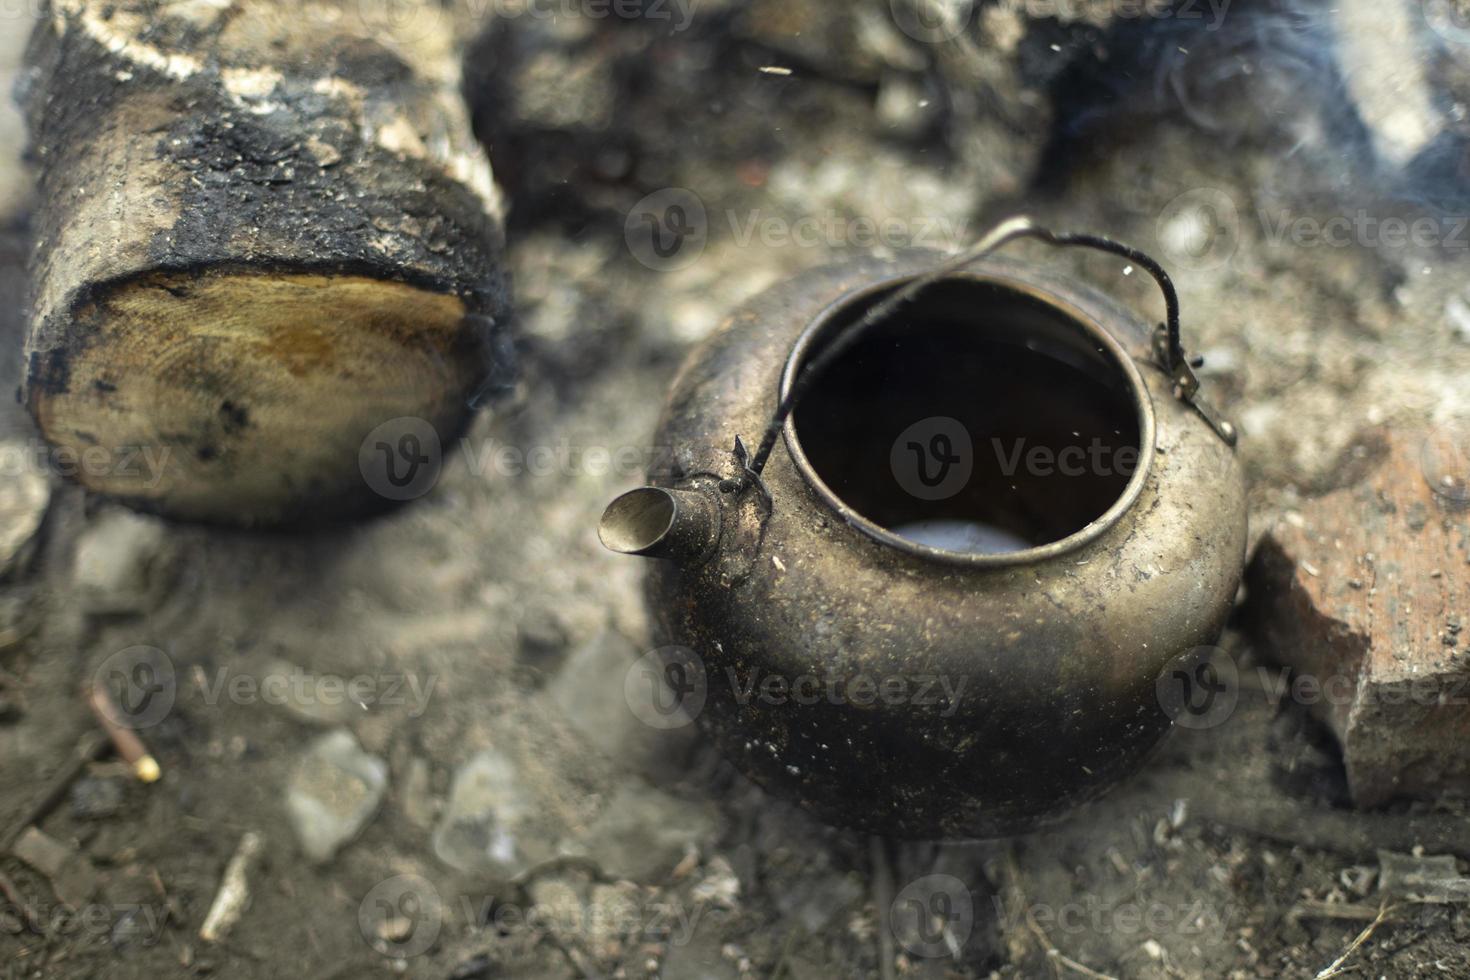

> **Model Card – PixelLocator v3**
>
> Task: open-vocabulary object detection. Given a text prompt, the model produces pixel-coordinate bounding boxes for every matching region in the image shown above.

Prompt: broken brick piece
[1248,428,1470,807]
[12,826,98,907]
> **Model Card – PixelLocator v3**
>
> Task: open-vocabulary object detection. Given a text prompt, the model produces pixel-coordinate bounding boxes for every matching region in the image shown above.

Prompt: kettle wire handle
[737,215,1237,487]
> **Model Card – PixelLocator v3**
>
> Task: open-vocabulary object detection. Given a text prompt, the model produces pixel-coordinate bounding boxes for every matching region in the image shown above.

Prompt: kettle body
[602,248,1247,839]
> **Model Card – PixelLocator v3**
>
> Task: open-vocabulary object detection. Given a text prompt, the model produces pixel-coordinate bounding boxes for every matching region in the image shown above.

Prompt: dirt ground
[5,1,1470,978]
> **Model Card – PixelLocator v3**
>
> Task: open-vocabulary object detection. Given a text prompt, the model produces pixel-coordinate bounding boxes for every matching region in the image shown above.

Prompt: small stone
[72,509,172,614]
[12,827,98,906]
[876,73,938,141]
[284,730,387,863]
[0,439,50,581]
[1378,850,1470,902]
[565,784,719,886]
[448,953,495,980]
[258,659,357,727]
[111,906,164,950]
[433,748,554,877]
[547,631,699,782]
[303,136,342,168]
[690,856,742,910]
[518,603,570,662]
[70,775,126,820]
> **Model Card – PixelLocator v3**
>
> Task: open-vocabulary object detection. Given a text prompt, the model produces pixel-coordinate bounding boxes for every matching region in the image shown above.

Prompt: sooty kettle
[599,218,1248,838]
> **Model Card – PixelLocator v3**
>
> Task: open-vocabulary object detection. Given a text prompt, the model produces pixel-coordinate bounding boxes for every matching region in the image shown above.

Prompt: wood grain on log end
[22,0,510,526]
[29,271,479,525]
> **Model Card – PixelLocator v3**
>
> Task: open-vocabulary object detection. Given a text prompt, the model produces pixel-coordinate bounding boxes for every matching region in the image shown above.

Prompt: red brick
[1248,427,1470,806]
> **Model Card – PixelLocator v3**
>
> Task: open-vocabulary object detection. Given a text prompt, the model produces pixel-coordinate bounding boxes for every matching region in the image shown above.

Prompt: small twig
[1,732,108,853]
[1314,902,1398,979]
[1042,947,1122,980]
[199,832,263,943]
[769,925,805,980]
[86,682,161,783]
[869,836,897,980]
[1291,901,1399,923]
[1004,850,1120,980]
[1149,769,1470,861]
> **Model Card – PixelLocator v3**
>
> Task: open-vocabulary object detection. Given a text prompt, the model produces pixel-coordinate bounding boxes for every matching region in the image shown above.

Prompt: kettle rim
[777,267,1159,568]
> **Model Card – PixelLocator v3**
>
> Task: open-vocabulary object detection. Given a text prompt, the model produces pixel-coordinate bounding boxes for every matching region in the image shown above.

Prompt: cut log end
[28,271,482,526]
[21,0,508,525]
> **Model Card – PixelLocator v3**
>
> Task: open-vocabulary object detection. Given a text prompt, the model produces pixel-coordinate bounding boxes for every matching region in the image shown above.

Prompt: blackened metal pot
[600,219,1248,838]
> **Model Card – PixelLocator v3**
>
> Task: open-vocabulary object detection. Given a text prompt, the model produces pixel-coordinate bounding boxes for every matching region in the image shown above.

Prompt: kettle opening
[781,274,1155,562]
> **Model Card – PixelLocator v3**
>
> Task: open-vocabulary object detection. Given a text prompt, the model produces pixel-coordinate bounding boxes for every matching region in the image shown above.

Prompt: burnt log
[20,0,510,525]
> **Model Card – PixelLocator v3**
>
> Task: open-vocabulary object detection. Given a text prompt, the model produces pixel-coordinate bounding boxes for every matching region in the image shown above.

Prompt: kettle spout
[599,487,720,562]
